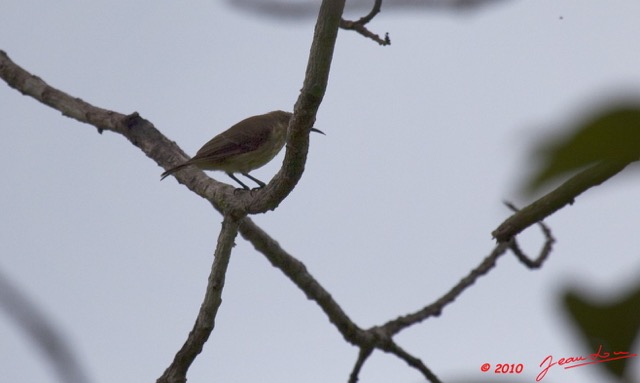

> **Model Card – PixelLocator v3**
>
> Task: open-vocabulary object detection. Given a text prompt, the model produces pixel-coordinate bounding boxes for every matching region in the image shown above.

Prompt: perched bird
[161,110,324,189]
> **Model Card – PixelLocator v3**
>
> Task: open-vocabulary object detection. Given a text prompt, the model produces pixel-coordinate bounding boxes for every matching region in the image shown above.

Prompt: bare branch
[340,23,390,46]
[240,214,519,382]
[353,0,382,24]
[255,0,347,212]
[2,42,561,383]
[227,0,509,45]
[492,160,632,242]
[2,20,355,374]
[238,218,367,343]
[240,202,554,380]
[0,268,91,383]
[348,347,374,383]
[157,215,241,383]
[0,50,305,217]
[378,211,555,337]
[340,0,391,46]
[383,341,442,383]
[0,50,239,206]
[382,241,511,336]
[1,0,565,379]
[503,202,555,269]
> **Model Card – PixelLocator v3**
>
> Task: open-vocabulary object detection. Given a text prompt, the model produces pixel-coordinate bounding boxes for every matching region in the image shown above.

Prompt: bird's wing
[193,116,272,162]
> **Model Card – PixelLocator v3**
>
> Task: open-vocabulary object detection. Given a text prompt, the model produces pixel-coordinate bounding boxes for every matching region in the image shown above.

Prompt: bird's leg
[226,172,251,190]
[241,173,266,189]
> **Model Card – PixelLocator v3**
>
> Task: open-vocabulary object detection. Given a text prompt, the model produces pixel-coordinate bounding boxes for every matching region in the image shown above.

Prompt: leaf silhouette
[563,282,640,380]
[526,105,640,194]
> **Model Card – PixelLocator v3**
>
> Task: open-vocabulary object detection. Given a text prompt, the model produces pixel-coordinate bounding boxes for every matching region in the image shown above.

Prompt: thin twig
[382,241,512,336]
[503,202,555,268]
[348,347,374,383]
[340,0,391,45]
[354,0,382,24]
[157,215,241,383]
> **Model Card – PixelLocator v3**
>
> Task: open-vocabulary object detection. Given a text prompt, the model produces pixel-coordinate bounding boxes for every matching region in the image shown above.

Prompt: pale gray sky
[1,1,640,383]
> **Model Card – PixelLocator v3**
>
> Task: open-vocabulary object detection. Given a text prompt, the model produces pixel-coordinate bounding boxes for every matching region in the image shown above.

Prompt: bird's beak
[311,127,326,135]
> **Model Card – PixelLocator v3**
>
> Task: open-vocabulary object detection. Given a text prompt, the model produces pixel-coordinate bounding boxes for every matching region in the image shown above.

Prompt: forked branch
[340,0,391,45]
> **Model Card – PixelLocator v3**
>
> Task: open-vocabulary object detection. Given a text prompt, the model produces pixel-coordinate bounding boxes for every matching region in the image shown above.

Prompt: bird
[160,110,324,189]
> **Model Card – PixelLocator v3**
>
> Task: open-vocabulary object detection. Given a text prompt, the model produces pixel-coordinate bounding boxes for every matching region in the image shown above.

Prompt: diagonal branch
[0,49,314,217]
[383,341,441,383]
[238,218,367,343]
[382,241,511,336]
[157,214,241,383]
[239,190,555,382]
[492,160,633,242]
[0,50,237,210]
[381,209,555,337]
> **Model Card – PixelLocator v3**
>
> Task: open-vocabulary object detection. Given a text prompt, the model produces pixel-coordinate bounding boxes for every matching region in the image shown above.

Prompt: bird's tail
[160,163,191,181]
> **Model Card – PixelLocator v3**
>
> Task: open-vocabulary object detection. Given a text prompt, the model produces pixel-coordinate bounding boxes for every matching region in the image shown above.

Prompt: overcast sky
[1,1,640,383]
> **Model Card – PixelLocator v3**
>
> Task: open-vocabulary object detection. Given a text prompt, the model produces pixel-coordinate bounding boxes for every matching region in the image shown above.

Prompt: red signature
[536,345,638,381]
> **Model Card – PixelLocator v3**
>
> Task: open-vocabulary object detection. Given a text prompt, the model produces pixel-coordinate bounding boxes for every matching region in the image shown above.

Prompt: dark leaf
[563,282,640,379]
[525,105,640,194]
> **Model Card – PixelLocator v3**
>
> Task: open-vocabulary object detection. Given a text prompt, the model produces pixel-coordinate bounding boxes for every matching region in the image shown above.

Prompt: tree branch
[0,50,238,208]
[0,49,301,217]
[248,0,347,213]
[238,218,367,343]
[381,215,554,337]
[492,160,632,242]
[2,41,562,382]
[1,0,568,376]
[382,241,511,336]
[383,341,441,383]
[503,202,555,269]
[348,347,373,383]
[157,214,241,383]
[340,0,391,46]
